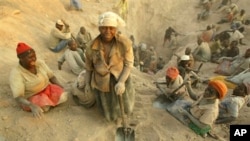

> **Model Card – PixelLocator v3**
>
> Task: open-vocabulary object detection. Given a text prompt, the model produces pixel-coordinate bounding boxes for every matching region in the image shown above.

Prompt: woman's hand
[29,103,44,119]
[115,82,125,95]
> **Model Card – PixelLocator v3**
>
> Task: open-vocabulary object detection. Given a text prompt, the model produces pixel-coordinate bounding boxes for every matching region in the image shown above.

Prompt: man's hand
[115,82,125,95]
[29,103,44,119]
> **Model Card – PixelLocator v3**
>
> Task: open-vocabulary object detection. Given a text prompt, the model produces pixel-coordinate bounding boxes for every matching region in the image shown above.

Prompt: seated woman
[215,48,250,76]
[216,79,250,124]
[178,80,228,136]
[9,42,68,118]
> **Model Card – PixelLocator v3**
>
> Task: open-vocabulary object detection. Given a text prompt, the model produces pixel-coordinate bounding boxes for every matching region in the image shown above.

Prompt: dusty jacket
[49,27,71,49]
[85,34,134,92]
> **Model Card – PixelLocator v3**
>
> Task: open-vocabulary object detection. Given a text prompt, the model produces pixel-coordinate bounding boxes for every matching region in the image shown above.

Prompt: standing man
[83,12,135,122]
[49,19,71,52]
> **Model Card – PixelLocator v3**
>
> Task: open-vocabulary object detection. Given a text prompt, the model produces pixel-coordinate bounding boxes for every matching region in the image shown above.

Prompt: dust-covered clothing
[229,55,250,72]
[85,34,135,121]
[132,43,139,67]
[201,29,213,43]
[193,42,211,62]
[22,84,64,111]
[197,1,212,21]
[219,95,249,118]
[189,54,195,69]
[139,49,149,64]
[139,49,151,71]
[49,27,71,51]
[227,46,239,58]
[229,72,250,85]
[210,40,223,63]
[233,12,246,24]
[95,75,135,121]
[164,27,177,42]
[166,75,187,98]
[216,55,250,76]
[58,48,85,75]
[72,71,96,108]
[190,99,219,127]
[210,40,222,53]
[157,59,165,70]
[229,30,244,42]
[148,57,157,74]
[76,31,92,51]
[9,60,54,99]
[9,59,66,109]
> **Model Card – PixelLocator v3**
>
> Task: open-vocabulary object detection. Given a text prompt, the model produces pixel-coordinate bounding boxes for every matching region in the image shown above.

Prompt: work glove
[115,82,125,95]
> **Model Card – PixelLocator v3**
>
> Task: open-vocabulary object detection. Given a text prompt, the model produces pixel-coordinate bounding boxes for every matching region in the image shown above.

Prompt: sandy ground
[0,0,250,141]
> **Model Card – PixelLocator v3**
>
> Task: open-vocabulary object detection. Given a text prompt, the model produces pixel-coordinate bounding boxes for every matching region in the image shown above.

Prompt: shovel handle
[118,95,127,128]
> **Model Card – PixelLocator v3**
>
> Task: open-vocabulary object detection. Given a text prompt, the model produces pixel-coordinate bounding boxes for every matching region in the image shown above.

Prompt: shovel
[115,95,135,141]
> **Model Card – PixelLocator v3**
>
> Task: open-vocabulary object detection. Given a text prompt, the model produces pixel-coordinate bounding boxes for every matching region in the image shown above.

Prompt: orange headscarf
[166,67,179,79]
[208,80,228,99]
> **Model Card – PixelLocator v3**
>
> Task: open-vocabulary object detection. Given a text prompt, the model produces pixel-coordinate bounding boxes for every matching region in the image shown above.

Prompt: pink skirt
[22,84,63,111]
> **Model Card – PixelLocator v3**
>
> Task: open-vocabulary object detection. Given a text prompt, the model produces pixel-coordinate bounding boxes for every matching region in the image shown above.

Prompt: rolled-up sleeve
[122,37,134,68]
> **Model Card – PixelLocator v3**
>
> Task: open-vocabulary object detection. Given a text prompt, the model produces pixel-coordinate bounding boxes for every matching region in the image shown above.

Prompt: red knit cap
[16,42,32,55]
[166,67,179,79]
[208,80,228,100]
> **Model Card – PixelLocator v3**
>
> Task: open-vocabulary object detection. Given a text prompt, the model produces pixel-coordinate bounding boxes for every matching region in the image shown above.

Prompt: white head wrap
[180,55,190,61]
[56,19,64,26]
[98,11,126,27]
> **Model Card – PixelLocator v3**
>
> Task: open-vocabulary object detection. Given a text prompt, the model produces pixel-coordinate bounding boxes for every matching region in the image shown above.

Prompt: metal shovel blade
[115,127,135,141]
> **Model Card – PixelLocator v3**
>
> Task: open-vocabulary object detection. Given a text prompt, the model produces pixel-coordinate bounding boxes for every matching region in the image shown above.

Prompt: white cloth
[229,30,244,42]
[98,11,126,27]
